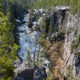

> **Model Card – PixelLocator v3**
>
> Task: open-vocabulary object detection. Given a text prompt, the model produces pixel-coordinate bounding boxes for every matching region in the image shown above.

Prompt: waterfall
[18,13,40,62]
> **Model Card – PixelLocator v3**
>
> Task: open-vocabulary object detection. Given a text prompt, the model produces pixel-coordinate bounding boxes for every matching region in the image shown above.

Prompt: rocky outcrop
[61,13,80,79]
[13,60,47,80]
[33,67,47,80]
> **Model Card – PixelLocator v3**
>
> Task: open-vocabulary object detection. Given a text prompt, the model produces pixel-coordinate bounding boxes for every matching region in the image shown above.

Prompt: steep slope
[45,40,64,80]
[61,13,80,80]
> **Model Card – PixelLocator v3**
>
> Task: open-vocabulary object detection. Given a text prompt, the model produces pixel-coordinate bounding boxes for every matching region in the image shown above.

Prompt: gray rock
[33,67,47,80]
[13,77,25,80]
[61,13,80,79]
[13,59,22,69]
[13,61,47,80]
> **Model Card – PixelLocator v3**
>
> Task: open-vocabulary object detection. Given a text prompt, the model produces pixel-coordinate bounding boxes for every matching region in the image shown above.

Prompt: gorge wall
[52,7,80,79]
[61,13,80,80]
[42,7,80,80]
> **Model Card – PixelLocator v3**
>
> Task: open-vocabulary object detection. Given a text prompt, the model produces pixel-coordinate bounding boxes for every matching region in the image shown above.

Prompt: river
[18,13,41,62]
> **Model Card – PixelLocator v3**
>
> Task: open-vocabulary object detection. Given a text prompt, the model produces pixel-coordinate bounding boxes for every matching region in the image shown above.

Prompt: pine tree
[27,50,32,62]
[0,10,19,80]
[48,19,54,39]
[41,18,47,38]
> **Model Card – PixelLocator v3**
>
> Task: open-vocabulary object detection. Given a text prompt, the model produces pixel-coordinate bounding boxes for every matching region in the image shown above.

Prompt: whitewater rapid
[18,13,40,62]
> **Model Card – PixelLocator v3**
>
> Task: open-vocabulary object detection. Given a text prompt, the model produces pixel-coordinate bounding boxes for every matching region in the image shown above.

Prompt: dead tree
[37,32,41,61]
[33,35,37,68]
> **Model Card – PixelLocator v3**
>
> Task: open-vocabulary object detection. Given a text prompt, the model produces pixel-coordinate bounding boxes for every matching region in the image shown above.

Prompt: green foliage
[29,0,80,14]
[40,53,46,57]
[53,29,64,41]
[0,4,2,9]
[39,38,46,47]
[46,68,53,80]
[26,50,32,62]
[28,11,33,28]
[28,18,33,28]
[67,65,78,80]
[71,34,80,54]
[53,23,58,32]
[57,30,64,37]
[46,77,51,80]
[0,12,19,80]
[48,19,54,39]
[77,34,80,44]
[0,12,4,17]
[70,41,77,51]
[1,0,80,14]
[35,60,39,66]
[41,18,47,38]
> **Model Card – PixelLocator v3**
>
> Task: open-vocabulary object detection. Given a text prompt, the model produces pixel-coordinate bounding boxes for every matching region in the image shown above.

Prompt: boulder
[33,67,47,80]
[13,77,25,80]
[13,59,22,69]
[13,62,47,80]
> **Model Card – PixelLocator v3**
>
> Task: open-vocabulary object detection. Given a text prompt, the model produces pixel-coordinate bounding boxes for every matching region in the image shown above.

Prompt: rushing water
[18,13,40,62]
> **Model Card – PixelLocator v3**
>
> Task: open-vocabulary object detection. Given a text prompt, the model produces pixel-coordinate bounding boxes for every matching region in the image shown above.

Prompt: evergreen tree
[0,8,19,80]
[41,18,47,38]
[48,19,54,39]
[53,23,58,32]
[26,50,32,62]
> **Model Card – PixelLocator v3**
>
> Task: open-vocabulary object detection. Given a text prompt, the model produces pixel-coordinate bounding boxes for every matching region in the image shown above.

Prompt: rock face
[13,59,22,69]
[13,61,47,80]
[61,13,80,79]
[14,68,34,80]
[33,67,47,80]
[13,77,25,80]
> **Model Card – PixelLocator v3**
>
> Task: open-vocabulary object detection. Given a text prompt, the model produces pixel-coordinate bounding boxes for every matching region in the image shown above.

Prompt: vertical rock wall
[61,13,80,79]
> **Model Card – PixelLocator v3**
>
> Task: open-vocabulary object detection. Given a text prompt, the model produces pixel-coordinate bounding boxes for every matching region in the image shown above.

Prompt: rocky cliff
[13,59,47,80]
[61,13,80,80]
[42,7,80,80]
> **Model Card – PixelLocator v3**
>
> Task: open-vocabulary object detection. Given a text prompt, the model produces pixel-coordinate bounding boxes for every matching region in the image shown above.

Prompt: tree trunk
[33,36,37,68]
[37,44,40,61]
[6,0,8,13]
[77,8,79,37]
[68,0,69,6]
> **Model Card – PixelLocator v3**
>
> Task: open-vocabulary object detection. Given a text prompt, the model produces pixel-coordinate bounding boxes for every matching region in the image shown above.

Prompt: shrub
[57,30,64,38]
[40,53,46,57]
[71,41,77,49]
[35,61,39,66]
[67,65,78,80]
[66,30,71,35]
[39,38,46,47]
[0,4,2,9]
[70,40,78,53]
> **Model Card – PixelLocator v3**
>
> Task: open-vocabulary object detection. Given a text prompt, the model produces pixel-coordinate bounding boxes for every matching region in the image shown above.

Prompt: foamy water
[18,13,40,62]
